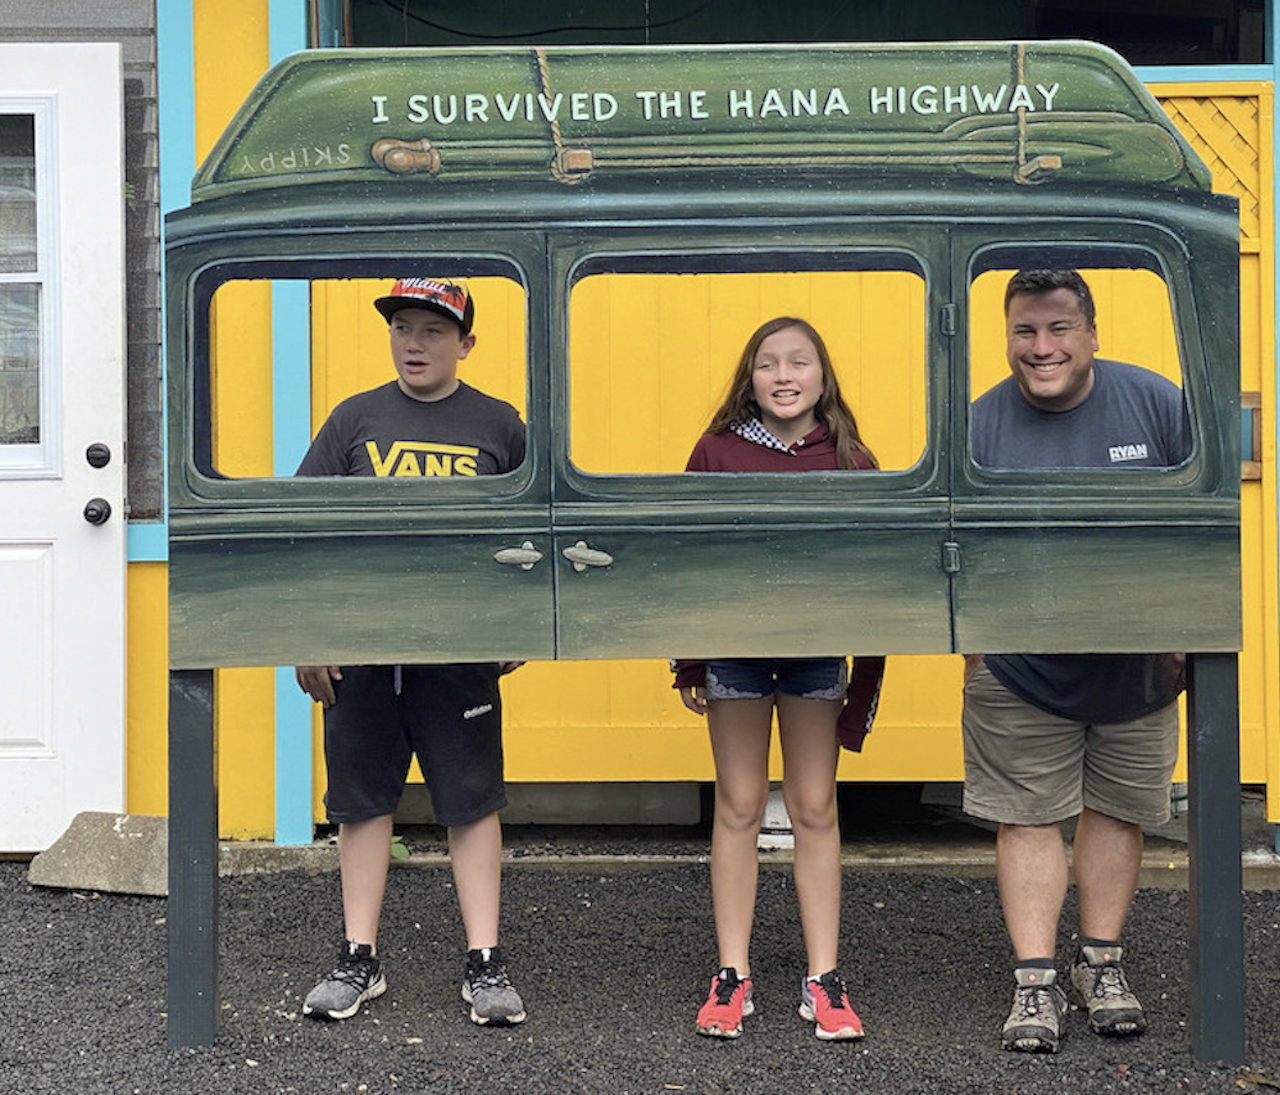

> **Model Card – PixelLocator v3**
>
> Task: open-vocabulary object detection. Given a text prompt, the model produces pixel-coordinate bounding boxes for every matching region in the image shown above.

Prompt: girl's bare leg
[706,697,775,974]
[776,695,844,976]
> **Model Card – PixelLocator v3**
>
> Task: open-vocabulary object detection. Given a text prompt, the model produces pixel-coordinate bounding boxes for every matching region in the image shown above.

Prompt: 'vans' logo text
[366,440,480,476]
[1109,443,1149,463]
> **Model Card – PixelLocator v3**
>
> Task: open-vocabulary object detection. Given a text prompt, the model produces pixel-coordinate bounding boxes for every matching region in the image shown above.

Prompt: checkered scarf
[730,416,799,455]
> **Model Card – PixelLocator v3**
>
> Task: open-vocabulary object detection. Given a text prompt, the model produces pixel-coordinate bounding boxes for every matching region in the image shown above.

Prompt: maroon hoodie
[671,421,885,750]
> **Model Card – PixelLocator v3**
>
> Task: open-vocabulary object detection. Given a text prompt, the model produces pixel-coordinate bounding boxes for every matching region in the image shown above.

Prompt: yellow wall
[125,18,1280,834]
[127,562,168,816]
[198,3,277,838]
[1155,82,1279,805]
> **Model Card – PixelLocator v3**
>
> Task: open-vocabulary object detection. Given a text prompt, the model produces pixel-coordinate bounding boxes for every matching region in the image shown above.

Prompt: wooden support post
[167,669,218,1048]
[1185,652,1245,1064]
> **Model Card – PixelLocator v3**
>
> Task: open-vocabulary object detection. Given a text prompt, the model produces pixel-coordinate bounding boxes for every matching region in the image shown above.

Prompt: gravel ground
[3,854,1280,1095]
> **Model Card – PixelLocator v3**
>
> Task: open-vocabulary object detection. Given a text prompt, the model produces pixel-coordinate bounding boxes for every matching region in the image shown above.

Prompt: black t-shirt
[296,380,525,478]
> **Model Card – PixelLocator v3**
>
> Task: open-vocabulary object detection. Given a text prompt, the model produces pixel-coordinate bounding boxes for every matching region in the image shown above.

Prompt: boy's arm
[296,665,342,708]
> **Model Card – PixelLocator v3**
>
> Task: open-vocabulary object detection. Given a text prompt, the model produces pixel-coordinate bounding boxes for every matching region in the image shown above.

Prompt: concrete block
[757,786,794,850]
[28,811,167,896]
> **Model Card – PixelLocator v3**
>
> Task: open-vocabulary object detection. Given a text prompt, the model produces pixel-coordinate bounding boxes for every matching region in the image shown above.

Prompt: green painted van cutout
[167,40,1240,669]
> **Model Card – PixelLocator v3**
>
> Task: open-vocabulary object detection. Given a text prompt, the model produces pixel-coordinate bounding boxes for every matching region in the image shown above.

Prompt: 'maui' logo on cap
[392,277,467,318]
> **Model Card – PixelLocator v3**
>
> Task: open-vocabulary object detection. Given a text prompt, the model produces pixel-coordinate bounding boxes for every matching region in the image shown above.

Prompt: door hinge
[940,302,956,337]
[941,540,962,574]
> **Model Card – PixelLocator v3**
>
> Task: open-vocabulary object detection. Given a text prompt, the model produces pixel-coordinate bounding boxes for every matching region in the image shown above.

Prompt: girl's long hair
[707,316,879,470]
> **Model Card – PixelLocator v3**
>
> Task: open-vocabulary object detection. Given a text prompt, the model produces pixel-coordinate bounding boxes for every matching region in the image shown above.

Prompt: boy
[295,277,527,1026]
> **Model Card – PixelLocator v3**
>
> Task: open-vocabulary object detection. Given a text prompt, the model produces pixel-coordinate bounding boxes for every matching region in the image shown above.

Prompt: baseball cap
[374,277,474,333]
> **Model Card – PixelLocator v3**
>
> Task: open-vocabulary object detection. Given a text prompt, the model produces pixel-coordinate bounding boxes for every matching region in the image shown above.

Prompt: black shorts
[322,663,506,827]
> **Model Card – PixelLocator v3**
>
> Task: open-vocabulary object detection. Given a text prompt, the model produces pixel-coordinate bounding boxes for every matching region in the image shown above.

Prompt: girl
[674,316,882,1041]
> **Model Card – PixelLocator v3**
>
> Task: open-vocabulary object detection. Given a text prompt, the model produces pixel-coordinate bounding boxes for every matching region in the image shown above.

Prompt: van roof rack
[190,39,1211,203]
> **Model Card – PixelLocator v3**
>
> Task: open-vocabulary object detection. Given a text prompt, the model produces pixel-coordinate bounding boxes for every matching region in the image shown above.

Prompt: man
[965,268,1189,1053]
[294,276,528,1026]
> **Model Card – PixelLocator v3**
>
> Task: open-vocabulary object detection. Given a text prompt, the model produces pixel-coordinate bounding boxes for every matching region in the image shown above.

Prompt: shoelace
[329,955,376,987]
[815,973,849,1010]
[1011,984,1057,1019]
[470,961,513,990]
[1092,964,1131,1000]
[711,975,742,1006]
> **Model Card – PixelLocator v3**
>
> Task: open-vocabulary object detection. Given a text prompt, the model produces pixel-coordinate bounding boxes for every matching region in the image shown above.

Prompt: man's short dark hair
[1004,269,1096,327]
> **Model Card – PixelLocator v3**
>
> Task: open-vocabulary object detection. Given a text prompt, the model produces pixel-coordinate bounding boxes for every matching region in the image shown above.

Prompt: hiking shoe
[799,969,865,1041]
[302,940,386,1020]
[696,968,754,1038]
[461,947,526,1026]
[1069,944,1147,1036]
[1001,967,1068,1052]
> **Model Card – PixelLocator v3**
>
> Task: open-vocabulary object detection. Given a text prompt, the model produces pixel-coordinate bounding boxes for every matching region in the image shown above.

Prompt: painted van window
[968,266,1187,468]
[206,275,528,479]
[569,269,927,474]
[0,114,38,447]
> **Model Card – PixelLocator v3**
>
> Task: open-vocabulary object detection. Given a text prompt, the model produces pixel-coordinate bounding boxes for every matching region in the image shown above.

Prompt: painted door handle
[562,541,613,571]
[493,541,544,570]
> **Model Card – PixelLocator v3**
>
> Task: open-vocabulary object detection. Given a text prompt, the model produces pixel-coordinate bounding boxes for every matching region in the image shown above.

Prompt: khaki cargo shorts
[961,661,1179,827]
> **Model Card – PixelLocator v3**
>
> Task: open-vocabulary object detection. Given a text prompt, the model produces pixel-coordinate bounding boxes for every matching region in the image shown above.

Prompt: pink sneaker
[696,968,754,1038]
[799,970,865,1041]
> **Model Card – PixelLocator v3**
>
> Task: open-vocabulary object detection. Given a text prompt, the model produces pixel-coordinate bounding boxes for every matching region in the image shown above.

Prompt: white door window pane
[0,115,36,273]
[0,283,39,445]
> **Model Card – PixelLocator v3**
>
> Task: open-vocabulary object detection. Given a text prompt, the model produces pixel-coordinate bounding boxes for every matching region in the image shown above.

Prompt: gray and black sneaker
[462,946,526,1026]
[302,940,387,1020]
[1069,944,1147,1036]
[1001,967,1069,1053]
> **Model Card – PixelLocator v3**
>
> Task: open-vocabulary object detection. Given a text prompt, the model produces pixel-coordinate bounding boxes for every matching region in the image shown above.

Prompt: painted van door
[552,509,953,659]
[162,247,556,670]
[949,236,1242,654]
[549,239,955,660]
[0,44,125,850]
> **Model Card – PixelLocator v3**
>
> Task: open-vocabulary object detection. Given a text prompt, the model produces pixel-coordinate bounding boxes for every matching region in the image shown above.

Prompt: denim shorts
[703,657,848,701]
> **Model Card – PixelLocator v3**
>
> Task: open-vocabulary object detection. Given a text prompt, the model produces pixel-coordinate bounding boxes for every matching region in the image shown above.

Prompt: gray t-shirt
[296,380,525,479]
[971,359,1189,722]
[972,359,1189,469]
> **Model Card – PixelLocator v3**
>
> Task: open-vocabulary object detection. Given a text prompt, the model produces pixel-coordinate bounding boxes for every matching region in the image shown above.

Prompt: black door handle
[83,498,112,525]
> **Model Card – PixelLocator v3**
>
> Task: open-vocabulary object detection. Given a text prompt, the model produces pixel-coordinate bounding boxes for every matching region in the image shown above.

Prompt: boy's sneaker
[696,967,754,1038]
[1069,944,1147,1036]
[461,947,526,1026]
[1001,967,1068,1052]
[799,969,865,1041]
[302,940,387,1020]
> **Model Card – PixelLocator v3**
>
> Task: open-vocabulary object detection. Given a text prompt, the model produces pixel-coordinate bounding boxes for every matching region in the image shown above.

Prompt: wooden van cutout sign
[164,42,1247,1062]
[167,41,1240,669]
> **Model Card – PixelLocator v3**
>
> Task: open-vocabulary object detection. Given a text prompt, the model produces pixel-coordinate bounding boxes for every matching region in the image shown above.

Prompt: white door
[0,44,125,851]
